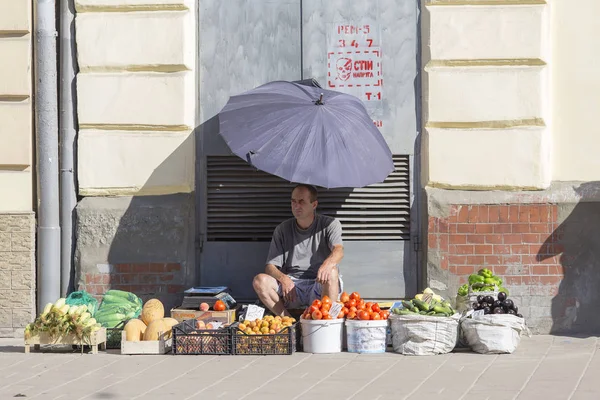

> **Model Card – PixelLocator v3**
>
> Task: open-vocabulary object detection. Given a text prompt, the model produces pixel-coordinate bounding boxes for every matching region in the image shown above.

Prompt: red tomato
[213,300,226,311]
[372,304,381,313]
[337,311,344,319]
[340,292,350,303]
[311,310,323,320]
[379,311,389,320]
[308,305,318,314]
[350,292,361,301]
[358,310,370,320]
[312,299,322,308]
[321,303,331,313]
[323,314,333,320]
[371,312,381,320]
[349,306,358,314]
[321,295,332,305]
[341,307,349,316]
[347,299,357,308]
[347,311,357,320]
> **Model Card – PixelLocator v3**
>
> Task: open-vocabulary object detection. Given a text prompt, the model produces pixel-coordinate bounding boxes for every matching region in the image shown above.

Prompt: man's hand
[280,276,297,304]
[317,262,336,285]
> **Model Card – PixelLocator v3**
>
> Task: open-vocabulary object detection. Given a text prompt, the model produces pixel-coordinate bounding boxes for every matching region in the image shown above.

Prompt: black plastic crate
[232,322,297,355]
[172,319,232,355]
[106,320,128,349]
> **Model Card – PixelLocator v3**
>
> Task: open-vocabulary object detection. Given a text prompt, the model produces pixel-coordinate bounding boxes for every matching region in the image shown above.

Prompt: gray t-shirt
[266,214,343,280]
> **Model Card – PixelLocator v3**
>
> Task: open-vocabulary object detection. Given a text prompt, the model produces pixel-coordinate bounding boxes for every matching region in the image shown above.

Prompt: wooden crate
[24,328,107,354]
[120,330,172,355]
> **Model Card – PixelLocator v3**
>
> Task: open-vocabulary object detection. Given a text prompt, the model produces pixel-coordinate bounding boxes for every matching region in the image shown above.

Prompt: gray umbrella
[218,80,394,188]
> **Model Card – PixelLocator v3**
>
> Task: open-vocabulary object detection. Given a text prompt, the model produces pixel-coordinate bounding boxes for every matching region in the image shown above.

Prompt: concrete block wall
[0,1,35,337]
[74,0,196,309]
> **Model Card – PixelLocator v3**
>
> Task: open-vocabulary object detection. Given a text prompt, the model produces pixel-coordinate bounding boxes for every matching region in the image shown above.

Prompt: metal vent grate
[205,155,410,241]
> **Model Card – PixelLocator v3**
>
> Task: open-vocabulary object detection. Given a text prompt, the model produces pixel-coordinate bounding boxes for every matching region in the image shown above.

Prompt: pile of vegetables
[392,288,456,317]
[24,298,101,342]
[94,289,143,329]
[457,268,509,296]
[123,298,179,342]
[471,291,523,317]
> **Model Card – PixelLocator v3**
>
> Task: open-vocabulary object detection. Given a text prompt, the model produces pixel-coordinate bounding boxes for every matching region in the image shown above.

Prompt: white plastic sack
[390,314,459,356]
[461,314,528,354]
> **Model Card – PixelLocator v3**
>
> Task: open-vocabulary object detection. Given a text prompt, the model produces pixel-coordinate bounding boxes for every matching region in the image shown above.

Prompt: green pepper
[457,284,468,296]
[494,277,503,286]
[478,268,493,278]
[484,277,497,286]
[469,274,485,285]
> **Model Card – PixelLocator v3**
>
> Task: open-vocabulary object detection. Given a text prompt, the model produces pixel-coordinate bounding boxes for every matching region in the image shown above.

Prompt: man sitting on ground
[253,184,344,316]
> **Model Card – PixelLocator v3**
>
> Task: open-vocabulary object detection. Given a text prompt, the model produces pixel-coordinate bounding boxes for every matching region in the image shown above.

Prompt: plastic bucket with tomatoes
[345,319,389,353]
[300,318,344,353]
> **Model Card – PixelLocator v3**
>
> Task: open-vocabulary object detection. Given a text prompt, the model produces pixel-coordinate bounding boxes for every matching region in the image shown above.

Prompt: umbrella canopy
[217,80,394,188]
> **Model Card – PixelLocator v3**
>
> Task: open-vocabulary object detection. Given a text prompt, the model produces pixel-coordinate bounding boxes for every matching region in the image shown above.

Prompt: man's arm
[317,244,344,284]
[265,263,287,283]
[265,263,297,303]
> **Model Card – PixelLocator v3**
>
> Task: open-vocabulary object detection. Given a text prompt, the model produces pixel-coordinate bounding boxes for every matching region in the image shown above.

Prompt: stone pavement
[0,335,598,400]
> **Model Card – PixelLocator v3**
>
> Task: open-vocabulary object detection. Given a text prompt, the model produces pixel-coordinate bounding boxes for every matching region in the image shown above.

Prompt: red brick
[551,205,558,222]
[531,265,548,275]
[467,235,485,244]
[109,275,122,285]
[439,234,449,252]
[457,206,469,223]
[529,206,540,223]
[114,263,131,273]
[140,275,158,284]
[488,206,500,223]
[492,265,508,275]
[159,274,175,282]
[549,265,564,275]
[541,256,560,265]
[512,245,530,254]
[512,224,530,233]
[468,206,479,223]
[521,234,540,244]
[133,263,150,273]
[135,285,161,294]
[529,244,543,255]
[457,265,475,275]
[466,255,485,265]
[485,255,502,265]
[552,243,565,254]
[503,234,522,244]
[449,255,467,265]
[438,220,449,234]
[449,234,467,245]
[498,206,509,223]
[114,284,132,292]
[167,284,185,294]
[458,275,468,285]
[428,218,435,232]
[508,206,519,223]
[530,224,549,233]
[149,263,165,273]
[454,245,475,255]
[449,266,457,274]
[485,234,504,244]
[478,206,489,223]
[494,224,512,234]
[449,224,457,234]
[121,274,137,284]
[475,224,494,234]
[494,245,511,254]
[448,209,458,224]
[502,255,521,264]
[518,208,530,223]
[428,233,438,249]
[474,245,493,255]
[457,225,476,234]
[539,205,551,222]
[166,263,181,272]
[540,275,562,285]
[441,256,449,271]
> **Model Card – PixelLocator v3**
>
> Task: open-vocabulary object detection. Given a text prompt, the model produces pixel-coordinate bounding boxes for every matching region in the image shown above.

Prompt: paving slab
[0,336,598,400]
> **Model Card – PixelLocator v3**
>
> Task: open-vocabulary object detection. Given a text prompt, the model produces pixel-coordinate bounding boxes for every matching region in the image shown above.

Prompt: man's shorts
[276,274,344,309]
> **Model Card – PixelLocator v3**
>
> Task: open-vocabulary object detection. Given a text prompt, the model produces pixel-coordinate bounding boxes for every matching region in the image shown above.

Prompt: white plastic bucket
[345,319,389,354]
[301,318,344,353]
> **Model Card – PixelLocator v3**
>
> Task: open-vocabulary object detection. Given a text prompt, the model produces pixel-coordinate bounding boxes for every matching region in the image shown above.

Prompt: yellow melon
[124,319,147,342]
[143,319,168,341]
[161,317,179,339]
[141,299,164,325]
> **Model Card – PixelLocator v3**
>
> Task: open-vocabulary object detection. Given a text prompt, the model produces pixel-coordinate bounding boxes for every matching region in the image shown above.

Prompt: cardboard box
[170,308,236,324]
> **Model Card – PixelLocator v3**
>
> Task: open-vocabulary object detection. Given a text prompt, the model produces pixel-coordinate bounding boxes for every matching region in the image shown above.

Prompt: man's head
[291,184,318,220]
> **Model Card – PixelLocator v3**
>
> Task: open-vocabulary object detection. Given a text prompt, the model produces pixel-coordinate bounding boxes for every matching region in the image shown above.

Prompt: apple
[199,302,210,311]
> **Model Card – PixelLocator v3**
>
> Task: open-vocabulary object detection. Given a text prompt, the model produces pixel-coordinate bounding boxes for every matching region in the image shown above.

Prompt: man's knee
[253,273,275,293]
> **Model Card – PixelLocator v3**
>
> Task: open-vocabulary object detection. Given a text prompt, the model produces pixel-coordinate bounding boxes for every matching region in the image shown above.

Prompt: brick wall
[0,213,35,337]
[80,262,186,312]
[428,204,563,331]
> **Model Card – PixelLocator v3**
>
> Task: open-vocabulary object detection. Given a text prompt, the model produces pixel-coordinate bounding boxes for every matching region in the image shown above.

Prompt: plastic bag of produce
[95,289,142,328]
[65,291,98,316]
[390,314,459,356]
[461,314,528,354]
